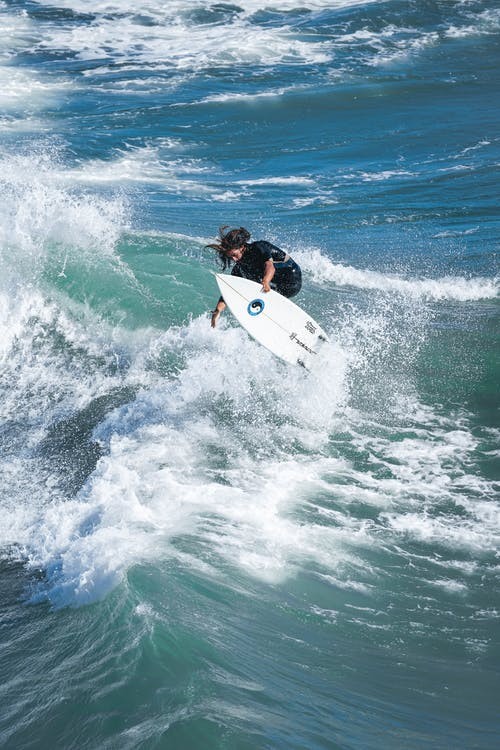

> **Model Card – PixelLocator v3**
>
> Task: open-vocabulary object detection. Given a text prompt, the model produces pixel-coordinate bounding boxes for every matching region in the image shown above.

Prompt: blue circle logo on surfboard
[247,298,265,316]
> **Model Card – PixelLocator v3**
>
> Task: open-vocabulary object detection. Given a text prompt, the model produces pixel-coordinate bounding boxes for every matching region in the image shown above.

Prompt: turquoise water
[1,1,499,748]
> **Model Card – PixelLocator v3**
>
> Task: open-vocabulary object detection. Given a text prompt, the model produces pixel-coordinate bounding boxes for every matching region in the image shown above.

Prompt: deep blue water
[0,1,499,748]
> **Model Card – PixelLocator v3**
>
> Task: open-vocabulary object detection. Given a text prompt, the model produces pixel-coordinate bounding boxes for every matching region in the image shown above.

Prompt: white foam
[384,512,499,554]
[0,171,168,532]
[2,139,227,199]
[334,23,440,67]
[432,227,479,239]
[292,194,339,208]
[56,145,213,194]
[0,65,71,113]
[211,190,249,202]
[0,150,129,271]
[358,170,415,182]
[192,87,297,105]
[294,249,499,301]
[3,292,497,608]
[0,314,349,605]
[8,291,494,609]
[444,9,500,38]
[0,148,145,380]
[0,3,37,52]
[32,0,378,14]
[53,166,322,199]
[0,115,50,134]
[33,8,333,72]
[1,1,497,612]
[457,140,492,157]
[338,8,500,70]
[0,5,71,116]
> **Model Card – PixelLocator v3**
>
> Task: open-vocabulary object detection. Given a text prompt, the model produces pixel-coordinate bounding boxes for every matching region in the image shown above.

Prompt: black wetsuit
[227,240,302,298]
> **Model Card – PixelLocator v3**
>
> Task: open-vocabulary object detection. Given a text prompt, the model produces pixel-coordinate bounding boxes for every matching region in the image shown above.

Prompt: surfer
[208,226,302,327]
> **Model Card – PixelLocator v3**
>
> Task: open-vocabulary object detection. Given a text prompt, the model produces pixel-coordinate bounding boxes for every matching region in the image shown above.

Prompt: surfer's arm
[261,259,275,293]
[211,297,226,327]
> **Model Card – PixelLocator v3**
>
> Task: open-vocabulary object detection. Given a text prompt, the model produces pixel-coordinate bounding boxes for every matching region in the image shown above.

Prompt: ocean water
[0,0,499,748]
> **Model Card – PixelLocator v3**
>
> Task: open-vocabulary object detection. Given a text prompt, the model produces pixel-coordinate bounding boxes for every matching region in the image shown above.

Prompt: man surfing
[207,226,302,327]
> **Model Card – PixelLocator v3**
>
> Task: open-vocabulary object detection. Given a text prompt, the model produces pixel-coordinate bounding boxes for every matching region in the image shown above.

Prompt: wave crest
[295,250,499,302]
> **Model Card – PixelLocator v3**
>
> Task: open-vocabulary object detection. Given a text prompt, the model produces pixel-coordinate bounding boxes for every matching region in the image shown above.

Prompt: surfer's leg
[274,261,302,298]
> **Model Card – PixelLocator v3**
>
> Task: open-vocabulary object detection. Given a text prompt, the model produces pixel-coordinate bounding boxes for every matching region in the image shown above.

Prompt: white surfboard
[215,273,328,368]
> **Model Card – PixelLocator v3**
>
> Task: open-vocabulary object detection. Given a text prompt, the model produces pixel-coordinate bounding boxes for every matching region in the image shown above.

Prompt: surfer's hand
[211,309,220,327]
[261,281,271,293]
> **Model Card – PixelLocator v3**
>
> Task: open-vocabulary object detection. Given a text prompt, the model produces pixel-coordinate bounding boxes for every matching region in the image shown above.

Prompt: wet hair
[206,226,251,270]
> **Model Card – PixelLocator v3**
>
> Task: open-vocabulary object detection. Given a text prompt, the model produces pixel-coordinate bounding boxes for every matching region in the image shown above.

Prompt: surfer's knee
[280,267,302,298]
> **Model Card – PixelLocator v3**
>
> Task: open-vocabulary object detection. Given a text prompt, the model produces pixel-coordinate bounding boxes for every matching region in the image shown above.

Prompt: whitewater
[1,1,499,749]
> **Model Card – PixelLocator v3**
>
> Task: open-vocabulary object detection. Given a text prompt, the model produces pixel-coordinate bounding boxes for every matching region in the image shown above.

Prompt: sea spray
[1,1,498,747]
[295,249,499,302]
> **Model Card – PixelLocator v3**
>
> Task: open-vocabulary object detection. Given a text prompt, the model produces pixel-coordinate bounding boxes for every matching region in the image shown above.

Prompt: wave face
[1,2,498,749]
